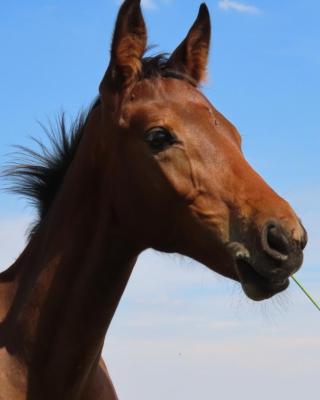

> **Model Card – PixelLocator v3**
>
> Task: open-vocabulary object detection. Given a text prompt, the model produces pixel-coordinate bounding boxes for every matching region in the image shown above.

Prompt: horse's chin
[235,258,290,301]
[236,258,289,301]
[227,242,290,301]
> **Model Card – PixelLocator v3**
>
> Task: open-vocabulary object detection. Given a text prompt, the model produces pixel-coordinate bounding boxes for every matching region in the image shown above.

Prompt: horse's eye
[145,128,176,152]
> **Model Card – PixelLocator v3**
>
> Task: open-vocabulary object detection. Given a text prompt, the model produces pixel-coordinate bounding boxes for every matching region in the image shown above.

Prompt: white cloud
[105,332,320,399]
[142,0,157,10]
[218,0,261,15]
[117,0,174,10]
[117,0,158,10]
[0,214,31,269]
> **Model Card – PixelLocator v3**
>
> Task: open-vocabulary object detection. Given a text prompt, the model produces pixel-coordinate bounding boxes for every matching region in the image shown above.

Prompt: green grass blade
[292,275,320,312]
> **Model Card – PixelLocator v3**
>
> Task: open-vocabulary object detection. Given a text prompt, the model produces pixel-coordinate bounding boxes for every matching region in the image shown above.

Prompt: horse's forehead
[131,78,210,106]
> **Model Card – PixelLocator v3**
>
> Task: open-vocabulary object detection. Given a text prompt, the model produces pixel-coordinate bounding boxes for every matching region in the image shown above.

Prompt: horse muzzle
[228,219,307,301]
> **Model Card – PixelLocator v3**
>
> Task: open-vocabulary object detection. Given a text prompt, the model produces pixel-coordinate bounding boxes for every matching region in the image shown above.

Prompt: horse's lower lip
[235,258,290,301]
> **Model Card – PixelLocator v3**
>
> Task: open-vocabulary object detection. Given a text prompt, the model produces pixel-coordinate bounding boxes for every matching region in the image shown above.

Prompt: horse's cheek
[158,148,196,201]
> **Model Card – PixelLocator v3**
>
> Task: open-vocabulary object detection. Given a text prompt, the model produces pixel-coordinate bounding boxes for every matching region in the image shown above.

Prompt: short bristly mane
[3,54,195,236]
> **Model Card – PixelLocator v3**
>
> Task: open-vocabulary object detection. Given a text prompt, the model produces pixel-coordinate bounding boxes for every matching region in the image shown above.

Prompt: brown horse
[0,0,307,399]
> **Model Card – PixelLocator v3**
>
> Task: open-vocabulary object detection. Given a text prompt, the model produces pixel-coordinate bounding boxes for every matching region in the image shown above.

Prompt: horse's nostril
[267,226,289,255]
[261,221,289,261]
[300,223,308,250]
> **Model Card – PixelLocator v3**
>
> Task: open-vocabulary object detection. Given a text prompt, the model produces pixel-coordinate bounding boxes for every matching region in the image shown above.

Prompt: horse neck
[0,109,138,398]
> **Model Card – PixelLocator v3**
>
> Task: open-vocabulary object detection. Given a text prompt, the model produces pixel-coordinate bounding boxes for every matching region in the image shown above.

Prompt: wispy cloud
[142,0,157,10]
[117,0,164,11]
[0,214,31,268]
[106,328,320,400]
[218,0,261,15]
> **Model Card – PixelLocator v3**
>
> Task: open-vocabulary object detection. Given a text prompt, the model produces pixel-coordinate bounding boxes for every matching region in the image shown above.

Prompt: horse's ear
[100,0,147,93]
[167,3,211,84]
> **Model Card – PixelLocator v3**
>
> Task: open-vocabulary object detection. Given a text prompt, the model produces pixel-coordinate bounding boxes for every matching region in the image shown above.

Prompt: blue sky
[0,1,319,399]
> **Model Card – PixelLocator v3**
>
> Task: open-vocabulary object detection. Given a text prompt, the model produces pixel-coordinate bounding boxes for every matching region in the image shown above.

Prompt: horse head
[97,0,307,301]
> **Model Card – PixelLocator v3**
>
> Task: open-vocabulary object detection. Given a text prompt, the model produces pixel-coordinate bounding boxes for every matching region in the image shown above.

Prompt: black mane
[140,54,196,85]
[3,54,194,235]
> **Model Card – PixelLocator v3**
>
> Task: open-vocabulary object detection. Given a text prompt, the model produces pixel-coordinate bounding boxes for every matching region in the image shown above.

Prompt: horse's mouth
[235,258,289,301]
[228,242,290,301]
